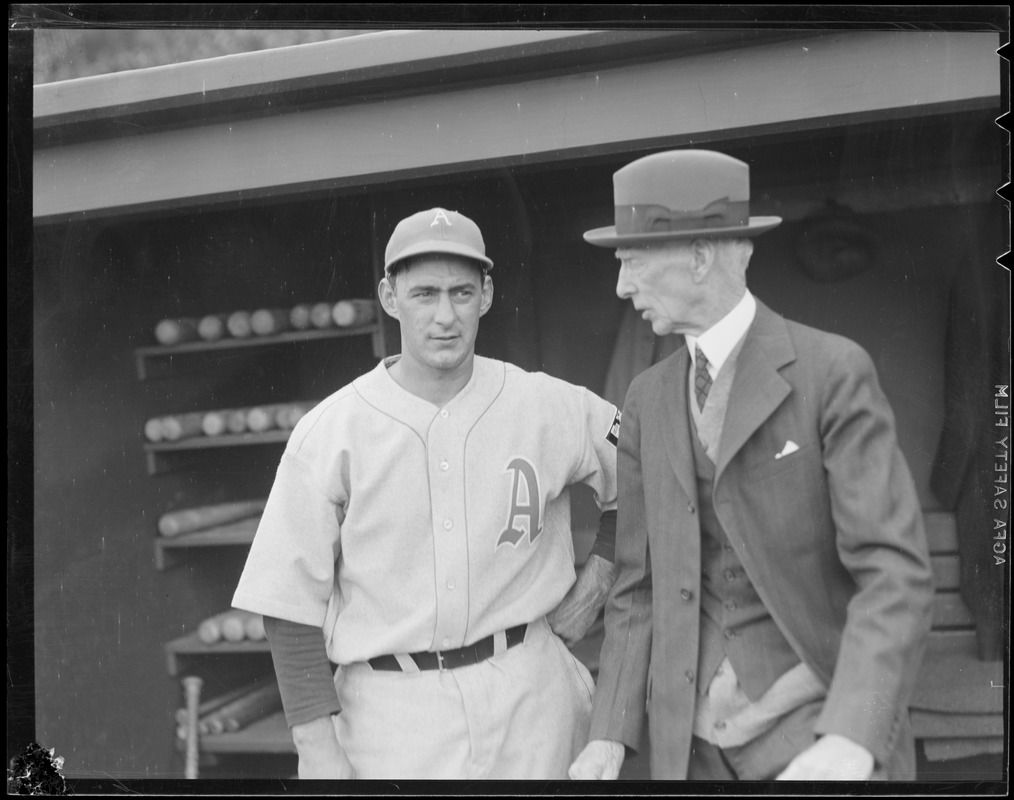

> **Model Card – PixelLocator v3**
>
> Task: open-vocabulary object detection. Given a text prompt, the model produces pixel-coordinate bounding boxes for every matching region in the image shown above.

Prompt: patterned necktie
[694,346,713,411]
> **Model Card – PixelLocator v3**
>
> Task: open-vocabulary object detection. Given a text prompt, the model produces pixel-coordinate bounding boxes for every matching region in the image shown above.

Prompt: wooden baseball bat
[289,303,314,330]
[221,611,249,643]
[158,499,267,537]
[144,417,165,442]
[202,681,282,734]
[309,302,335,329]
[155,318,200,346]
[197,616,225,645]
[196,608,249,644]
[160,412,205,442]
[226,310,253,338]
[201,409,231,437]
[332,299,377,327]
[182,675,203,778]
[275,401,315,431]
[197,314,229,342]
[174,675,273,726]
[226,408,248,434]
[246,403,288,433]
[250,308,291,336]
[244,613,266,641]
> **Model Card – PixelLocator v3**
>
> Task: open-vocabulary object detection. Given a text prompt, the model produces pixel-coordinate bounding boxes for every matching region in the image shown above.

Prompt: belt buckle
[436,650,446,672]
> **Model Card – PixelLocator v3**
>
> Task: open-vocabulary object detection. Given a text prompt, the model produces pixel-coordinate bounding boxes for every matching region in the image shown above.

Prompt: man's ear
[690,239,717,283]
[378,277,399,319]
[479,275,494,317]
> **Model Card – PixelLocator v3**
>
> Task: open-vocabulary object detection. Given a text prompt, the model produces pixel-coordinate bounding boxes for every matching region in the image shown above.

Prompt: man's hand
[548,554,619,646]
[291,715,355,779]
[569,739,625,780]
[776,734,874,780]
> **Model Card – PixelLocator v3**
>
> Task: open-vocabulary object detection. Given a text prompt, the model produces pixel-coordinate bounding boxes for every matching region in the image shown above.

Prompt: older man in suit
[569,150,934,781]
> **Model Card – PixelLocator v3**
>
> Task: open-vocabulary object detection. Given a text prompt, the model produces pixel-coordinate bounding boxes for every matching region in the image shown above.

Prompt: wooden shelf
[178,710,295,755]
[144,430,290,474]
[145,430,291,452]
[135,323,383,379]
[165,630,271,676]
[154,517,260,570]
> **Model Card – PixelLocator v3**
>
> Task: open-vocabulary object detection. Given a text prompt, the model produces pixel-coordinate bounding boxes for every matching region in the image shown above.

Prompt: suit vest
[691,411,801,701]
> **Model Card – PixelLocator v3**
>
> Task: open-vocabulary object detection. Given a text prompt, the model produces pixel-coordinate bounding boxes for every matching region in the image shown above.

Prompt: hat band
[615,198,750,235]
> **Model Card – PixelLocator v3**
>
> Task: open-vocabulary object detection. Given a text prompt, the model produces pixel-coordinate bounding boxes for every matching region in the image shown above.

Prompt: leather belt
[368,624,528,672]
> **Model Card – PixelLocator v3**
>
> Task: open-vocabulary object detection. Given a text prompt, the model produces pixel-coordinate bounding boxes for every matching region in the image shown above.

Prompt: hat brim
[583,216,783,248]
[385,240,494,272]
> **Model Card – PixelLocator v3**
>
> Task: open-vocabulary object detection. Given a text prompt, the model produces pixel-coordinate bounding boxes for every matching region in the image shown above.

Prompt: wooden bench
[570,510,1005,764]
[909,511,1004,763]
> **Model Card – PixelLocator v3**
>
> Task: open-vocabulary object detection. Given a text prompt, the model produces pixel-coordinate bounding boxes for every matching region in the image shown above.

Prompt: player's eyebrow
[409,280,479,293]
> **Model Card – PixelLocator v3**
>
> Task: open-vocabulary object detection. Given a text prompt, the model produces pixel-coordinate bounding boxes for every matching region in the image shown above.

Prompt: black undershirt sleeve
[263,615,342,727]
[588,509,617,563]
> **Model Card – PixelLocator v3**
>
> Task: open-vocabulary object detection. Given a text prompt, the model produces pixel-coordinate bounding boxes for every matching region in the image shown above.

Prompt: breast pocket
[741,441,818,483]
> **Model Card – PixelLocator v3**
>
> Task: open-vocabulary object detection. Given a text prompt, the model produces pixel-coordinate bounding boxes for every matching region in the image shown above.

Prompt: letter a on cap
[431,209,452,227]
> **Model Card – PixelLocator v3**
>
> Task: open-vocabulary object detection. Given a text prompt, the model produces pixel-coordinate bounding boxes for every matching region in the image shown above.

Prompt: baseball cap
[384,208,494,274]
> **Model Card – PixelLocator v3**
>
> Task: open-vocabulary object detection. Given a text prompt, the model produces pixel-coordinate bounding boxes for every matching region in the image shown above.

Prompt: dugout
[28,28,1008,782]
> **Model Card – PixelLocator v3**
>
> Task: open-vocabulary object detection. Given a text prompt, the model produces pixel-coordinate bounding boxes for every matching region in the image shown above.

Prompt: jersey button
[446,579,455,590]
[715,720,727,732]
[440,409,450,419]
[439,461,450,471]
[443,519,453,530]
[680,588,693,601]
[684,669,695,683]
[442,638,450,649]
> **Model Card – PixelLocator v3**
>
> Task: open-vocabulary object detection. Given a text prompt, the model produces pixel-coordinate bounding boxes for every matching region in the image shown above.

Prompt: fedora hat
[584,150,781,247]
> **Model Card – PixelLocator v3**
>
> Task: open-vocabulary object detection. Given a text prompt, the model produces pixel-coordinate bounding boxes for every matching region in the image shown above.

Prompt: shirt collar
[686,290,756,375]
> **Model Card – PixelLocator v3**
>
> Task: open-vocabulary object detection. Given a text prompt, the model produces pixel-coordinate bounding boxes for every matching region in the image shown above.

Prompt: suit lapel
[660,345,698,501]
[715,303,796,484]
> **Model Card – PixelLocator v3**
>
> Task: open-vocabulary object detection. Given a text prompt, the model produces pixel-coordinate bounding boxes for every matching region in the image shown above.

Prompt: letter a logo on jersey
[431,209,452,227]
[497,457,543,548]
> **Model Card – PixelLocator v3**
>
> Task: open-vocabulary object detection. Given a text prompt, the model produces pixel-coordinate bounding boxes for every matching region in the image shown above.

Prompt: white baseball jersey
[233,355,619,666]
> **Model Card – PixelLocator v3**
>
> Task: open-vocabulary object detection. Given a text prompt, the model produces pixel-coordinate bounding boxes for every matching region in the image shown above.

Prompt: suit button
[681,589,693,601]
[724,600,737,612]
[715,720,727,731]
[723,569,736,582]
[688,503,696,514]
[723,629,736,640]
[685,669,695,683]
[723,544,734,553]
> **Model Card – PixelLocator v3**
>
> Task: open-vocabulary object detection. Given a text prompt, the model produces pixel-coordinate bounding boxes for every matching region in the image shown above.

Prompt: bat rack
[143,430,290,475]
[154,517,260,571]
[134,323,386,380]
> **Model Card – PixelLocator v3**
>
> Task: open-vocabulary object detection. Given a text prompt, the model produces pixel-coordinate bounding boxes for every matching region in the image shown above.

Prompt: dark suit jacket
[588,301,934,779]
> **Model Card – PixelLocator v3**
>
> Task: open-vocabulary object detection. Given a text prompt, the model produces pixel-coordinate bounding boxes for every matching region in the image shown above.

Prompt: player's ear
[378,277,399,319]
[479,274,494,317]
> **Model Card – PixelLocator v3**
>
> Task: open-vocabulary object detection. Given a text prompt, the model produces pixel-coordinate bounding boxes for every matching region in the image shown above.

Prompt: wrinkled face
[380,255,493,376]
[615,244,700,336]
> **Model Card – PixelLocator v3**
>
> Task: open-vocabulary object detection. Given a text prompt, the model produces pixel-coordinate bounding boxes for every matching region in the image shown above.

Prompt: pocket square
[775,440,800,460]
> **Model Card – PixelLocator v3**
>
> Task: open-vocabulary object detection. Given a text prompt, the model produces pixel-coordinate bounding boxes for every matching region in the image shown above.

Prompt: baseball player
[232,208,620,779]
